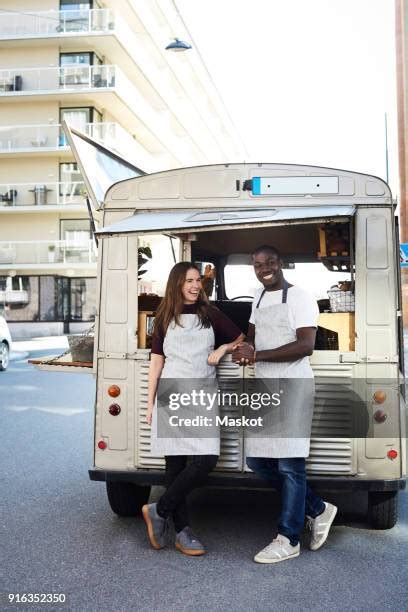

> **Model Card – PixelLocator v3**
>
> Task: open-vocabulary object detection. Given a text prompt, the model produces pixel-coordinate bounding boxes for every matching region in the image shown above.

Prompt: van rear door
[62,121,145,212]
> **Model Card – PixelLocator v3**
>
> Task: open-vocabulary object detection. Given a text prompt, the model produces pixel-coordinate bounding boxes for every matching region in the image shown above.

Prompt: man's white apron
[245,282,314,458]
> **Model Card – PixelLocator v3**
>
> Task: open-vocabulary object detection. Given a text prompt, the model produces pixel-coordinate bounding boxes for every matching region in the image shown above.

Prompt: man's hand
[146,404,153,426]
[232,342,255,365]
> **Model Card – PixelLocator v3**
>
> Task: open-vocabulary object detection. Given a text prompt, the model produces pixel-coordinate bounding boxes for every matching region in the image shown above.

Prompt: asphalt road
[1,339,407,612]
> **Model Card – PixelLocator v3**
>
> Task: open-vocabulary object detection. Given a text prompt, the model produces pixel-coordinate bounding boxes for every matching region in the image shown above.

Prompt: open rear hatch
[29,124,146,373]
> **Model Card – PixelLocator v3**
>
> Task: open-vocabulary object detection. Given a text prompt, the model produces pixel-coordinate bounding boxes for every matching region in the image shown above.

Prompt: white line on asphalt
[2,406,89,415]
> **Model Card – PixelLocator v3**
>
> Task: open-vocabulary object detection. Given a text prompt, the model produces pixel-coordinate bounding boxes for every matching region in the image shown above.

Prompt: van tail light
[373,390,386,404]
[373,410,387,423]
[98,440,107,450]
[108,385,121,397]
[109,404,121,416]
[387,449,398,460]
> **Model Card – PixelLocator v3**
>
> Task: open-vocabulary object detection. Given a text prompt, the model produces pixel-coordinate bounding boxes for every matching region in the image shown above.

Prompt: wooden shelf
[318,312,355,351]
[29,355,93,373]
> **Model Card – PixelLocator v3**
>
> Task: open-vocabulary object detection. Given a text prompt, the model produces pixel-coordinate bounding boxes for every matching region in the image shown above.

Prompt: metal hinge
[97,351,126,359]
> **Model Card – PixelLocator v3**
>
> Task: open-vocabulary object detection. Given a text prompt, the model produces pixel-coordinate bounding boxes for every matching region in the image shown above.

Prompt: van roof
[104,163,391,211]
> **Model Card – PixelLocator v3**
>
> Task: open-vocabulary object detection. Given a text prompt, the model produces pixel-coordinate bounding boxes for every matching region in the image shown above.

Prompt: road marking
[2,405,89,415]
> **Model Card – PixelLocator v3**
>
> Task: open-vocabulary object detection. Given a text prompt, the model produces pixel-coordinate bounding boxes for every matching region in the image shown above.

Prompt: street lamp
[165,38,192,52]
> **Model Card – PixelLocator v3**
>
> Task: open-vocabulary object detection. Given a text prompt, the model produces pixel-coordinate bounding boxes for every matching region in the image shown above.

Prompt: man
[232,245,337,564]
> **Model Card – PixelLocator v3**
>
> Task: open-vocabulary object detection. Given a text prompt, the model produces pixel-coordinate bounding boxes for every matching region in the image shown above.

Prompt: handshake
[232,342,255,365]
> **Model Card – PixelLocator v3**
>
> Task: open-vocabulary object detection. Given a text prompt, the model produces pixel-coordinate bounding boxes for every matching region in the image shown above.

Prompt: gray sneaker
[175,527,206,556]
[142,503,168,550]
[254,535,300,564]
[307,501,338,551]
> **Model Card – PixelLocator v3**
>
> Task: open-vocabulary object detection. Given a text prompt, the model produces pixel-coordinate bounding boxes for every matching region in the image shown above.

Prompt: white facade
[0,0,247,336]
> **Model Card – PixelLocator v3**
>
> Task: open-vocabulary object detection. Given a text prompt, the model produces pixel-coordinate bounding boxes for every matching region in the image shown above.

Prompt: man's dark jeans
[246,456,325,546]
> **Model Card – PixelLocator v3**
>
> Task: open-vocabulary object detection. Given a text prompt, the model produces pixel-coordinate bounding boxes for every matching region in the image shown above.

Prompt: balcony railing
[0,240,97,266]
[0,64,116,93]
[0,181,86,208]
[0,8,115,38]
[0,64,189,166]
[0,121,136,157]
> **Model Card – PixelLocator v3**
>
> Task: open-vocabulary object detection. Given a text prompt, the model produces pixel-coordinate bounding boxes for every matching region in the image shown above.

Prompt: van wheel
[368,491,398,529]
[0,341,9,371]
[106,481,151,517]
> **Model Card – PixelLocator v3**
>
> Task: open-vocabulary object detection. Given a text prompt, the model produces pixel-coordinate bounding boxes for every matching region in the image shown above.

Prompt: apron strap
[256,279,290,308]
[282,279,289,304]
[255,288,267,308]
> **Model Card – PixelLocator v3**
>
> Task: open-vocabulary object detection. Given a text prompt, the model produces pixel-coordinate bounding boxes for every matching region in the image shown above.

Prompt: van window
[224,262,353,302]
[138,235,180,296]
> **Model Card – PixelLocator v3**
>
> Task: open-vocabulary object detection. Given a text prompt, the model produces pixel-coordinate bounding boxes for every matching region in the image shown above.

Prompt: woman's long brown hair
[153,262,211,337]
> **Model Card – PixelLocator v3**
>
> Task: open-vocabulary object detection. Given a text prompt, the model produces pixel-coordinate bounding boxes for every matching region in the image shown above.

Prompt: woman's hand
[146,404,153,426]
[208,345,227,365]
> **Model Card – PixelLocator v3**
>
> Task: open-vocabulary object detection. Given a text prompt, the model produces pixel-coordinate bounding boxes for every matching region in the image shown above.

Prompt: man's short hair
[251,245,281,259]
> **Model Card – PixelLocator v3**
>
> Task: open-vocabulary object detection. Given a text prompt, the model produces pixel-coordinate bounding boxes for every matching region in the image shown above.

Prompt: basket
[327,289,355,313]
[67,334,94,362]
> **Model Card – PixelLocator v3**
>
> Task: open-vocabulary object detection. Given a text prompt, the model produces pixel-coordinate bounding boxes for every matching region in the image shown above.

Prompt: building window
[59,52,102,67]
[59,52,102,87]
[70,278,96,321]
[59,162,83,197]
[60,219,92,244]
[60,1,94,10]
[59,106,102,145]
[56,277,96,322]
[0,276,39,322]
[0,276,96,323]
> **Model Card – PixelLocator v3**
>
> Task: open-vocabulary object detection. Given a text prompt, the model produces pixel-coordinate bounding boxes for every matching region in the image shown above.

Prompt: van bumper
[89,469,406,492]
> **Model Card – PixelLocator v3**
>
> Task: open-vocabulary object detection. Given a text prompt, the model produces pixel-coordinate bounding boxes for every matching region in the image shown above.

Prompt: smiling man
[232,245,337,564]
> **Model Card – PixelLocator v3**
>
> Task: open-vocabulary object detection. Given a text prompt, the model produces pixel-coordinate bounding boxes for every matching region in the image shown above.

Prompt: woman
[143,262,244,556]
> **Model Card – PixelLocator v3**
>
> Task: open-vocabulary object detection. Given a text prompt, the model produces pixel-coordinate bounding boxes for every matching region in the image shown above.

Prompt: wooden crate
[138,311,155,349]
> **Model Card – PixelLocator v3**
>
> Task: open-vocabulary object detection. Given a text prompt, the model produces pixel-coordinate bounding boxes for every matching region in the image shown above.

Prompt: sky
[176,0,398,196]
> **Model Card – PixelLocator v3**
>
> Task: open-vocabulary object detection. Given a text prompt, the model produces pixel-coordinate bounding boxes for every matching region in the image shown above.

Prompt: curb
[10,351,29,362]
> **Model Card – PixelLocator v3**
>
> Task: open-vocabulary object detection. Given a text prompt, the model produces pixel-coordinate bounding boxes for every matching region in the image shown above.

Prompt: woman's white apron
[150,314,220,456]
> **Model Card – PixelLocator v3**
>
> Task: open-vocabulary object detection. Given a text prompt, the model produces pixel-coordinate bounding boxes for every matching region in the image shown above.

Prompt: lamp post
[165,38,192,52]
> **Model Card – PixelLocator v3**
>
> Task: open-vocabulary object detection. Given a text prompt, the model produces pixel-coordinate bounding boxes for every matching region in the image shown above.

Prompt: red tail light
[109,404,121,416]
[373,410,387,423]
[387,449,398,460]
[98,440,107,450]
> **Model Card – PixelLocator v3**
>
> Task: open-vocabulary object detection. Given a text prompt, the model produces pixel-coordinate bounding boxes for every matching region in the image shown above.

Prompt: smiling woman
[141,261,243,555]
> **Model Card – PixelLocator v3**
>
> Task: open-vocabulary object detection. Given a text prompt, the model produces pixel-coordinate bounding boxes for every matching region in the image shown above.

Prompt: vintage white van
[42,125,407,530]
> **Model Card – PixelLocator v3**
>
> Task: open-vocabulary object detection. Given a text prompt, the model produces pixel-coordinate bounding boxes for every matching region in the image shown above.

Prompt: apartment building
[0,0,246,337]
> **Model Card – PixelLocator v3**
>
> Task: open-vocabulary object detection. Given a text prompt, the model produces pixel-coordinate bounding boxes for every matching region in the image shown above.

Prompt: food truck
[33,124,406,529]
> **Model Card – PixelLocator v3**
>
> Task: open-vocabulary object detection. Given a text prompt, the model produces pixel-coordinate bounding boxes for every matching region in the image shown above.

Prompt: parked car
[0,316,12,371]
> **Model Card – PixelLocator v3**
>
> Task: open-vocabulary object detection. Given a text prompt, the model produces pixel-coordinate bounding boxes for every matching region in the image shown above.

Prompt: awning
[96,205,355,237]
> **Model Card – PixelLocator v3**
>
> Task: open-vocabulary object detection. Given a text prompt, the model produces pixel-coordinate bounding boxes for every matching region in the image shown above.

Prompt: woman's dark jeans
[157,454,218,533]
[246,457,325,546]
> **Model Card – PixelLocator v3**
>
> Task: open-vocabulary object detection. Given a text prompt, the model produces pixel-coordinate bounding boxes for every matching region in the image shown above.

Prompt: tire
[368,491,398,529]
[0,341,9,371]
[106,481,151,517]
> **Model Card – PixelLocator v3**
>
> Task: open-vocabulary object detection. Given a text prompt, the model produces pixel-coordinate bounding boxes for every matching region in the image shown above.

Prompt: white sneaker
[307,501,337,551]
[254,534,300,564]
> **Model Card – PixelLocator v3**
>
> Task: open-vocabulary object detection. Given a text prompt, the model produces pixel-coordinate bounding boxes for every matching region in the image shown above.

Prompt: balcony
[0,64,116,94]
[0,8,115,39]
[0,65,192,166]
[0,240,97,269]
[0,121,145,164]
[0,181,86,212]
